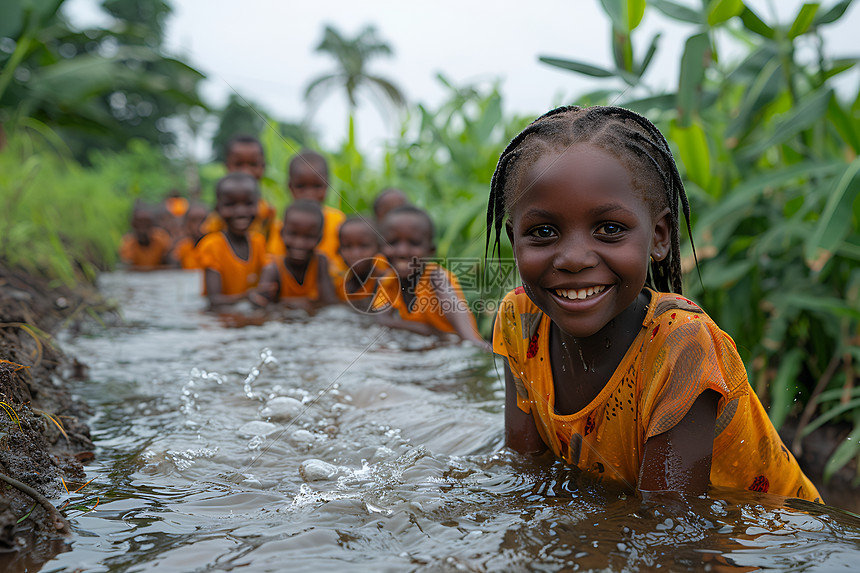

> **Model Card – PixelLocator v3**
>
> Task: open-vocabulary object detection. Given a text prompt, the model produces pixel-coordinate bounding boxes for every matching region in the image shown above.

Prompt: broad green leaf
[805,156,860,269]
[648,0,704,23]
[725,58,782,140]
[622,93,676,114]
[803,398,860,436]
[738,88,833,160]
[782,292,860,320]
[677,33,710,126]
[768,348,804,430]
[788,3,820,39]
[612,29,635,74]
[827,96,860,154]
[823,422,860,483]
[669,118,711,189]
[824,58,859,81]
[814,0,853,25]
[739,6,776,38]
[538,56,615,78]
[637,33,662,77]
[599,0,646,32]
[707,0,744,26]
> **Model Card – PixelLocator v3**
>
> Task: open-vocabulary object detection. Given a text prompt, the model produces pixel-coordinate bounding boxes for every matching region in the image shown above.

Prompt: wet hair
[384,205,435,244]
[288,149,329,179]
[283,199,324,237]
[339,215,381,246]
[372,188,408,219]
[486,105,695,295]
[225,134,264,159]
[215,172,259,200]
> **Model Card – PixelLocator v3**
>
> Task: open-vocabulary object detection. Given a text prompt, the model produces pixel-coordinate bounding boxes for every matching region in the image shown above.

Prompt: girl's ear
[651,208,671,261]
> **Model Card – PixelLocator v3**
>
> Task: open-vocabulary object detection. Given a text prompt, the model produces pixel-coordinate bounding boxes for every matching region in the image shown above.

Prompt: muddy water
[40,271,860,571]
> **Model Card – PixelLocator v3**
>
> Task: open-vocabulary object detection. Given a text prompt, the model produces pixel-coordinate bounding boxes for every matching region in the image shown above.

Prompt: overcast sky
[64,0,859,158]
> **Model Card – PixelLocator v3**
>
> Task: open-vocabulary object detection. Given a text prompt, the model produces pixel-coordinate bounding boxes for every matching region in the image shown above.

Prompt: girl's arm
[428,269,487,346]
[638,389,720,497]
[504,363,546,454]
[250,263,280,308]
[315,255,339,306]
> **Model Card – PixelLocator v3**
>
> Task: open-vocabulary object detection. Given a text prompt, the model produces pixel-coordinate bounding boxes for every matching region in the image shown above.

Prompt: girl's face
[339,223,379,272]
[281,210,322,266]
[382,213,435,280]
[506,144,670,339]
[215,181,258,236]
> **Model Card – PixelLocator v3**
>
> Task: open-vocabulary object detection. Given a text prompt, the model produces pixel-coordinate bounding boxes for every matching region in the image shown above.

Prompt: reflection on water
[27,271,860,571]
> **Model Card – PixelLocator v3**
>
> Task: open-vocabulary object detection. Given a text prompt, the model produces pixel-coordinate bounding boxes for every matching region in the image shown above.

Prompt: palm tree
[304,25,406,126]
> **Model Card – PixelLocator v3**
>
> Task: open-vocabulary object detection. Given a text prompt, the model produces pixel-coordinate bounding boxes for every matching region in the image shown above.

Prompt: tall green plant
[541,0,860,481]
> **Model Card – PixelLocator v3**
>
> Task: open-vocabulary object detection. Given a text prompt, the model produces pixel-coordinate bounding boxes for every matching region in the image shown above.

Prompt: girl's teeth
[557,285,605,300]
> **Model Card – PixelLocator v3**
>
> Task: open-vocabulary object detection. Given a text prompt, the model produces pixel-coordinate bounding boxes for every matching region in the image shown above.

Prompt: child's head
[373,188,408,222]
[287,150,328,203]
[225,135,266,181]
[381,205,435,280]
[215,173,259,236]
[131,204,156,237]
[183,203,209,238]
[338,216,381,274]
[488,106,690,337]
[281,199,324,266]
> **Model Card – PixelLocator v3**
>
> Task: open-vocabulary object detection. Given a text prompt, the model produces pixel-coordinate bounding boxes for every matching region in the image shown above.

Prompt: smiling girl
[488,106,820,502]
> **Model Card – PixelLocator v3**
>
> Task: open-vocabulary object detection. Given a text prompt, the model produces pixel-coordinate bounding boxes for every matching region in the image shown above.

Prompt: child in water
[203,135,278,242]
[376,205,484,345]
[196,173,268,309]
[270,150,346,269]
[489,105,821,502]
[335,216,390,312]
[119,204,172,269]
[254,200,338,310]
[170,202,209,269]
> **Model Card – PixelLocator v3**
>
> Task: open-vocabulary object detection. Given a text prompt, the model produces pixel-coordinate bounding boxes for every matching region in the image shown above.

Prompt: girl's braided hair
[486,105,695,294]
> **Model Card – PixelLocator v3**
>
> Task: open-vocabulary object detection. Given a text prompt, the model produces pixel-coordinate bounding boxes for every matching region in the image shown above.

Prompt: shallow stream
[33,271,860,571]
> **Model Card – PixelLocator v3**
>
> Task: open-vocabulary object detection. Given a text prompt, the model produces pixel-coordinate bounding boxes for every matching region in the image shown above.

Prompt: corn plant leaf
[648,0,704,23]
[803,397,860,436]
[769,348,805,430]
[538,56,615,78]
[622,93,676,114]
[707,0,745,26]
[677,33,710,126]
[739,6,776,38]
[637,33,662,77]
[823,422,860,482]
[725,57,782,140]
[814,0,853,25]
[804,156,860,268]
[788,3,821,39]
[669,118,711,190]
[781,292,860,320]
[738,88,833,160]
[827,96,860,154]
[599,0,646,32]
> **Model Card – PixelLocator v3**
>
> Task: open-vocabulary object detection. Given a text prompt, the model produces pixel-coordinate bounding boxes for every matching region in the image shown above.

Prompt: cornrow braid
[486,105,696,295]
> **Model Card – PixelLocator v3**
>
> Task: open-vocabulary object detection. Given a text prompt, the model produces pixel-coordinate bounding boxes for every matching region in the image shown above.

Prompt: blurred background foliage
[1,0,859,481]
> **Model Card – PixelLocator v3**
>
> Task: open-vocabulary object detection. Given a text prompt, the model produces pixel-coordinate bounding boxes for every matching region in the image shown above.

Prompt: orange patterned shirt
[493,287,821,502]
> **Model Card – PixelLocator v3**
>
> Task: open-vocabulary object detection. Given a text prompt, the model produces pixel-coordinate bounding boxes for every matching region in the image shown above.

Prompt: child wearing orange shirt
[254,200,337,310]
[196,173,268,309]
[335,216,392,313]
[268,150,346,270]
[169,203,209,269]
[375,205,484,344]
[119,205,172,269]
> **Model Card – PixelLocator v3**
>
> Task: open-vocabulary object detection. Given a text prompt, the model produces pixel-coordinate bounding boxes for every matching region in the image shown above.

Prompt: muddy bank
[0,266,97,567]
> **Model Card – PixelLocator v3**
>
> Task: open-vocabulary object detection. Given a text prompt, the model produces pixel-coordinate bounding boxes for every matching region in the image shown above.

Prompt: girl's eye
[597,223,624,236]
[529,225,555,239]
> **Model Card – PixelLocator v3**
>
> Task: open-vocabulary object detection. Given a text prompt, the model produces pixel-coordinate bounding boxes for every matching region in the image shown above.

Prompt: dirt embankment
[0,266,97,566]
